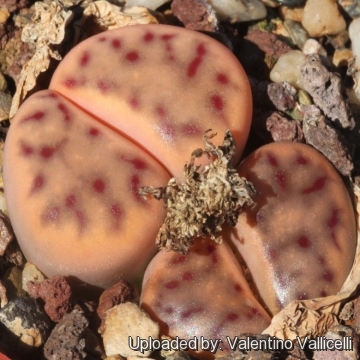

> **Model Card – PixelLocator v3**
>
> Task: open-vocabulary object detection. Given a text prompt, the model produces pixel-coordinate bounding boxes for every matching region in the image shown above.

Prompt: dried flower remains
[139,130,256,254]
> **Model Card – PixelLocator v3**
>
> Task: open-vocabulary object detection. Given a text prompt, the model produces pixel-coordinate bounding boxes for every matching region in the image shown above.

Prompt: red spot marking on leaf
[31,174,45,193]
[267,247,278,260]
[64,78,79,88]
[161,34,175,41]
[65,194,76,208]
[43,206,60,222]
[172,256,186,265]
[187,44,206,78]
[320,290,327,297]
[58,103,71,123]
[156,106,166,118]
[98,36,106,42]
[330,231,341,250]
[211,95,224,113]
[165,280,179,290]
[211,253,218,264]
[75,210,86,230]
[130,175,147,206]
[164,307,174,314]
[297,293,308,300]
[217,73,229,84]
[110,203,122,220]
[275,171,286,190]
[181,307,203,319]
[298,235,311,249]
[129,158,147,170]
[40,146,55,159]
[227,313,239,322]
[197,43,206,56]
[21,111,45,123]
[323,270,334,282]
[246,308,260,319]
[159,121,176,142]
[256,211,265,224]
[302,176,327,194]
[21,142,34,156]
[112,39,121,49]
[182,272,193,281]
[93,179,106,194]
[97,80,110,93]
[129,97,139,109]
[234,284,242,292]
[297,156,308,165]
[267,153,278,166]
[89,127,100,136]
[126,51,139,62]
[207,244,215,253]
[182,123,200,136]
[143,32,154,42]
[328,208,339,228]
[80,51,90,67]
[318,256,326,266]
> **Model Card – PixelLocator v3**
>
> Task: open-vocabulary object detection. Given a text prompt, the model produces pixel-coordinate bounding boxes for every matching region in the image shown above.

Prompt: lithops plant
[3,24,252,288]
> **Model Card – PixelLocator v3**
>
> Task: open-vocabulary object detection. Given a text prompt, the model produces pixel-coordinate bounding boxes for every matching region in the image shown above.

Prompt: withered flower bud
[139,130,255,254]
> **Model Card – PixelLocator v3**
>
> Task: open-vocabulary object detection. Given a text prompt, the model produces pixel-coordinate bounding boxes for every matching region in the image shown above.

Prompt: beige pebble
[279,6,304,22]
[303,39,327,57]
[333,49,353,67]
[102,302,159,358]
[0,74,7,92]
[0,8,10,24]
[302,0,346,37]
[270,50,306,89]
[22,262,45,292]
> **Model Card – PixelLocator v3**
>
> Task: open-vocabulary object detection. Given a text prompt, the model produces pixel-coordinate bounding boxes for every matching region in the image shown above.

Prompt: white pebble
[303,39,327,57]
[270,50,306,89]
[349,18,360,103]
[102,302,159,357]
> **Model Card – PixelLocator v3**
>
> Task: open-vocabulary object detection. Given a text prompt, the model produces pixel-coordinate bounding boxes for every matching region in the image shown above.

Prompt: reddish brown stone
[171,0,218,32]
[97,280,139,334]
[27,274,73,322]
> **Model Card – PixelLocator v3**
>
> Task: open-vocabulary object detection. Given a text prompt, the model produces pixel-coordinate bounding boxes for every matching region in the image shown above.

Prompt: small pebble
[313,325,358,360]
[0,8,10,24]
[27,274,73,322]
[267,81,297,112]
[270,49,306,88]
[338,0,360,19]
[349,18,360,103]
[0,281,7,308]
[171,0,218,31]
[0,297,52,355]
[303,39,327,57]
[302,0,346,38]
[333,49,353,68]
[300,54,355,129]
[266,111,304,142]
[102,302,159,358]
[283,20,309,49]
[302,105,354,176]
[207,0,267,22]
[279,5,304,22]
[43,309,89,360]
[97,280,139,334]
[22,262,45,292]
